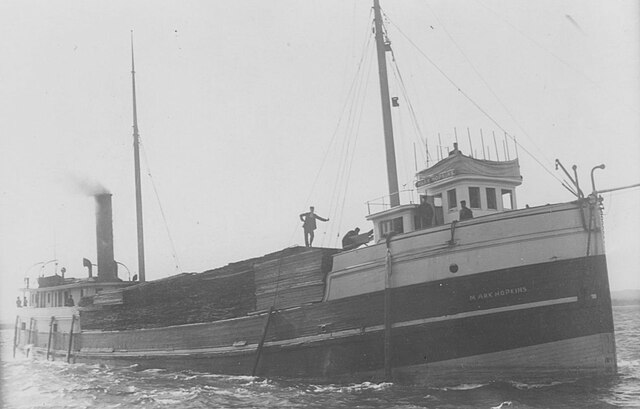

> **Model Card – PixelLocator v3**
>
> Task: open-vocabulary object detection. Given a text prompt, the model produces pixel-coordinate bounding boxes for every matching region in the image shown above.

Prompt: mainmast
[373,0,400,208]
[130,32,146,282]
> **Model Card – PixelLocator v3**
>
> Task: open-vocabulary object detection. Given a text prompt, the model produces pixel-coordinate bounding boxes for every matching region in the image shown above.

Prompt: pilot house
[367,143,522,240]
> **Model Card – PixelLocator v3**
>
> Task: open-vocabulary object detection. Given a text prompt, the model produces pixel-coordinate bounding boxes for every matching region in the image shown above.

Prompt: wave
[431,383,488,391]
[509,379,576,390]
[305,381,393,393]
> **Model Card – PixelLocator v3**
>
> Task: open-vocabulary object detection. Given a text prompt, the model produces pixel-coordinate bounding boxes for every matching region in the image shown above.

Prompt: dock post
[12,315,19,358]
[26,318,34,358]
[66,315,76,363]
[46,316,55,361]
[252,306,275,376]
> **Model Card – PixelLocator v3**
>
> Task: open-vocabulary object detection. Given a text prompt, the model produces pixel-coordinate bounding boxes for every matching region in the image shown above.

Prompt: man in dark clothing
[342,227,361,249]
[299,206,329,247]
[459,200,473,221]
[16,297,21,308]
[418,196,434,228]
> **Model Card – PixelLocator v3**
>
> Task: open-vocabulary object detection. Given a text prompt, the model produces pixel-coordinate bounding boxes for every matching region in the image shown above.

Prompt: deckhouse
[19,193,133,311]
[367,143,522,240]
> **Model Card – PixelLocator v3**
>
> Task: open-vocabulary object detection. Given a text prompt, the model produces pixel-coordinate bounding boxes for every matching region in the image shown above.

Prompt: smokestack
[95,193,117,281]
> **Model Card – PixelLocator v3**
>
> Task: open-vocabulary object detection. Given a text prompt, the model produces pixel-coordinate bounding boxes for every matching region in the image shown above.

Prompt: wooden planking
[80,313,268,351]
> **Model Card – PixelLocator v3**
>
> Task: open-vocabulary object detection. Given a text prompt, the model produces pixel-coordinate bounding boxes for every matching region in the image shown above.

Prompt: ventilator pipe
[590,164,605,193]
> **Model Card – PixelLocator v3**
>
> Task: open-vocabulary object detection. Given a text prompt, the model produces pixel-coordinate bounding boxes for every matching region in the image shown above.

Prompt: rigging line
[327,56,364,229]
[393,94,411,187]
[475,0,640,116]
[139,139,181,274]
[385,16,565,186]
[389,55,429,165]
[325,37,375,245]
[417,1,554,170]
[386,63,414,184]
[309,27,373,217]
[288,28,374,244]
[386,44,424,144]
[325,62,368,245]
[333,48,375,247]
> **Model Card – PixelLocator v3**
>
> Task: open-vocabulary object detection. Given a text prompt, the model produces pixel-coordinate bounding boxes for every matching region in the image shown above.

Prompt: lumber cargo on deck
[80,246,339,331]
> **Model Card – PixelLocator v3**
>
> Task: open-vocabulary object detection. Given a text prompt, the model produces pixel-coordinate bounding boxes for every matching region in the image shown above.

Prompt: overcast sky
[1,0,639,321]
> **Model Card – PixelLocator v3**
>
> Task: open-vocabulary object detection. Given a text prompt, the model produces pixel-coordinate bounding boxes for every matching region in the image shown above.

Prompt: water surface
[1,305,638,408]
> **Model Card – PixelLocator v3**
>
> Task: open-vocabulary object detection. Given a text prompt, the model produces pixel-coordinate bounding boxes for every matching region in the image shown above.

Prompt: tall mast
[130,32,146,282]
[373,0,400,207]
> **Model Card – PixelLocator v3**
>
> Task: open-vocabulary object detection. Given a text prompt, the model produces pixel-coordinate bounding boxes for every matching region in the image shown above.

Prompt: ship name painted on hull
[469,286,528,301]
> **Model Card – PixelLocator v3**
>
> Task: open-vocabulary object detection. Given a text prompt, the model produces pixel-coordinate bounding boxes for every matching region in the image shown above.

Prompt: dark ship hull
[14,202,617,383]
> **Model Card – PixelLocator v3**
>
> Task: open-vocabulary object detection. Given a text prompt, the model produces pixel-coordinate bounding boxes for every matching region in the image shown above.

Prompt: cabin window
[447,189,457,210]
[53,323,58,332]
[21,322,26,330]
[380,217,404,236]
[469,187,481,209]
[486,188,497,210]
[502,189,514,210]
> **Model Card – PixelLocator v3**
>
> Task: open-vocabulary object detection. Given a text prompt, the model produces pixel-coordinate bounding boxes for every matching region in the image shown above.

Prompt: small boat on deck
[13,0,617,384]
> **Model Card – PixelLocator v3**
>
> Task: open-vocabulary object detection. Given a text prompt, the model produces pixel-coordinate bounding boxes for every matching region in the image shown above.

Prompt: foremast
[130,32,146,282]
[373,0,400,208]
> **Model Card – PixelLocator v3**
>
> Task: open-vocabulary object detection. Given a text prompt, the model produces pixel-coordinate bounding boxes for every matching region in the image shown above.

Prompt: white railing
[365,189,418,215]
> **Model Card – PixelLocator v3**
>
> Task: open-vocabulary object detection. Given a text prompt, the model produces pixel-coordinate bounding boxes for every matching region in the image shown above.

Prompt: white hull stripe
[77,296,578,358]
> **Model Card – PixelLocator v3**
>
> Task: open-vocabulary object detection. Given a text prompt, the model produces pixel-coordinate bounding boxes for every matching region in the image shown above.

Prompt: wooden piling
[66,315,76,363]
[12,315,19,358]
[26,318,34,358]
[384,248,393,381]
[46,316,55,361]
[252,306,275,376]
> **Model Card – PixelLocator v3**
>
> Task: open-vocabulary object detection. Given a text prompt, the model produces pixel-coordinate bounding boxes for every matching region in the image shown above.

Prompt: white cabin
[367,144,522,240]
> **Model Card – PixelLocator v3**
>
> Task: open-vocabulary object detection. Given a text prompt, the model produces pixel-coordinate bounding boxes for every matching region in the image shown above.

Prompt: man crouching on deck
[299,206,329,247]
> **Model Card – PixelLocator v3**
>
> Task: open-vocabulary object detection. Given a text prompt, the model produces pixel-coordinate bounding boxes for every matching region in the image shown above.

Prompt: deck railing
[366,189,418,215]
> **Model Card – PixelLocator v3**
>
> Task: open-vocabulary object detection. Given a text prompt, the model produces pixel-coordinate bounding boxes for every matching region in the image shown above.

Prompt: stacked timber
[80,246,338,331]
[254,247,338,310]
[93,289,124,305]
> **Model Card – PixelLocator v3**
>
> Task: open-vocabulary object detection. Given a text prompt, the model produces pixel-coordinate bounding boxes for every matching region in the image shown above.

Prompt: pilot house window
[447,189,457,209]
[502,189,514,210]
[469,187,481,209]
[486,188,497,210]
[380,217,404,236]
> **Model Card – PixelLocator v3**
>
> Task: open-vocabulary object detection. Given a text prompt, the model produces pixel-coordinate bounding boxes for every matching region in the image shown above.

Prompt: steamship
[13,0,617,383]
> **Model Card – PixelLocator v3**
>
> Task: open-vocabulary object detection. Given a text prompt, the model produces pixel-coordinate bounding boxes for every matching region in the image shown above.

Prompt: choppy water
[1,305,638,408]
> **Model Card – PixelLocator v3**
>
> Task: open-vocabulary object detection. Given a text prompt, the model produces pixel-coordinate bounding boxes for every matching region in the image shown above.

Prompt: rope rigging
[323,35,375,247]
[474,0,640,118]
[139,138,182,275]
[382,11,565,187]
[414,2,561,179]
[290,15,376,249]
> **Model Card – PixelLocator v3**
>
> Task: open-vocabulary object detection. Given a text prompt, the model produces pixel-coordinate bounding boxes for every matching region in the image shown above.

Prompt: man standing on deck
[459,200,473,221]
[300,206,329,247]
[418,196,434,228]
